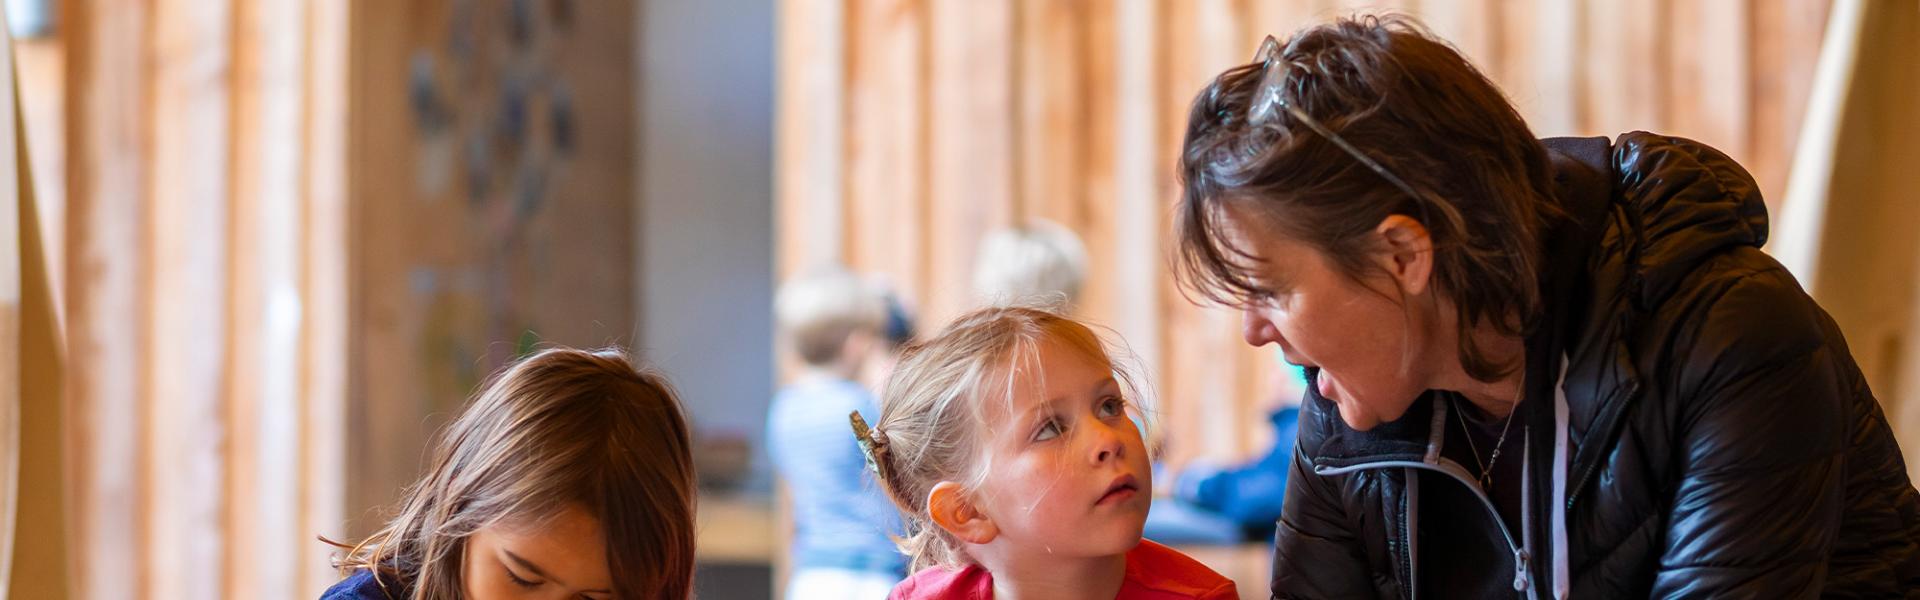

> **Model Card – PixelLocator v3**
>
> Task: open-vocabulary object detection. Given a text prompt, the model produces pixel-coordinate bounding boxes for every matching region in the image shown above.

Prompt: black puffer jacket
[1271,133,1920,598]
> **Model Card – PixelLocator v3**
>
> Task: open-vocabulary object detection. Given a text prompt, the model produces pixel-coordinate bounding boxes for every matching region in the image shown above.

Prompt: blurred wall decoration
[348,0,634,544]
[776,0,1832,470]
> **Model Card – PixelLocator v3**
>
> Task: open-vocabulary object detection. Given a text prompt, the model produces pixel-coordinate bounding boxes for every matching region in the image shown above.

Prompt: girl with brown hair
[321,347,697,600]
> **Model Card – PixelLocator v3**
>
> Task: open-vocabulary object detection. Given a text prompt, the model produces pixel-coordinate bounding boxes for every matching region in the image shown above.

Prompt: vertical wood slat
[63,0,150,596]
[1667,0,1753,161]
[302,0,352,593]
[923,0,1016,326]
[847,0,929,306]
[776,0,850,279]
[1578,0,1665,135]
[1015,0,1085,233]
[1108,0,1162,411]
[1075,0,1123,341]
[228,0,310,596]
[1497,0,1581,135]
[145,0,234,597]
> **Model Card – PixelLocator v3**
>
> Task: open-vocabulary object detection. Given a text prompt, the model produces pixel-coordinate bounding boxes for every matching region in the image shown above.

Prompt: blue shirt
[767,377,907,575]
[320,570,407,600]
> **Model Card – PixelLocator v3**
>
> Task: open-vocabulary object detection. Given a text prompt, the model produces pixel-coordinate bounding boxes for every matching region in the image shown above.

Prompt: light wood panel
[58,0,351,596]
[778,0,1834,465]
[63,0,155,595]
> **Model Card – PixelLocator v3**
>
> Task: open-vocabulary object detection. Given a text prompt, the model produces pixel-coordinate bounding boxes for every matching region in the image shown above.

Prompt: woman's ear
[1372,214,1434,297]
[926,481,997,544]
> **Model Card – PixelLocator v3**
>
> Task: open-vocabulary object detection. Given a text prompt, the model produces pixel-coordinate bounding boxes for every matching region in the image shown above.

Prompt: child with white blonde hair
[854,306,1235,599]
[972,220,1089,312]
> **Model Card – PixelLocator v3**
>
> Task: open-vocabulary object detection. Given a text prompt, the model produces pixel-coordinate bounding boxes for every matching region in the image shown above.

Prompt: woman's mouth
[1097,473,1140,506]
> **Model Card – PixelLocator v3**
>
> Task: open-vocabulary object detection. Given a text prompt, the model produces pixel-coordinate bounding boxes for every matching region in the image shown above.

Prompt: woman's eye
[1033,419,1062,442]
[1098,397,1126,418]
[506,569,542,588]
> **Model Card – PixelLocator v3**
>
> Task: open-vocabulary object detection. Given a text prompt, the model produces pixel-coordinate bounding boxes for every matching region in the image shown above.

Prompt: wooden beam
[1579,0,1665,136]
[777,0,850,279]
[62,0,151,595]
[847,0,929,307]
[1108,0,1162,415]
[145,0,235,596]
[1667,0,1753,158]
[925,0,1016,326]
[227,0,312,595]
[299,0,352,593]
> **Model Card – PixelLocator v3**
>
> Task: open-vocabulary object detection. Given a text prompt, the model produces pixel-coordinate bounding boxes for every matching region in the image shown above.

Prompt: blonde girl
[855,307,1236,600]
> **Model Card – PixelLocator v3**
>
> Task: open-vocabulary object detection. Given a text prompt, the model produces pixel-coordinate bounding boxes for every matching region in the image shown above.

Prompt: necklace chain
[1457,373,1525,490]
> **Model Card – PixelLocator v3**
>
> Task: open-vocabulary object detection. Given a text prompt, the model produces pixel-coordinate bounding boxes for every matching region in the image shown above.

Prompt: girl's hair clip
[849,411,889,481]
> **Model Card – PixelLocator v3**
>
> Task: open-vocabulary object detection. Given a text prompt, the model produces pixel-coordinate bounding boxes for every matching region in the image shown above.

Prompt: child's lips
[1097,473,1140,506]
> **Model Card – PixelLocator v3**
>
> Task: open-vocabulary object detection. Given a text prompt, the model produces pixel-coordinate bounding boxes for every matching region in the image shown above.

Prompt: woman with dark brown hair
[321,347,697,600]
[1175,14,1920,598]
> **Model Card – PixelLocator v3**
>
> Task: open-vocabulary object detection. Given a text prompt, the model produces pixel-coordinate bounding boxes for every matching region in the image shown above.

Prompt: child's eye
[506,569,542,588]
[1097,396,1126,418]
[1033,418,1063,442]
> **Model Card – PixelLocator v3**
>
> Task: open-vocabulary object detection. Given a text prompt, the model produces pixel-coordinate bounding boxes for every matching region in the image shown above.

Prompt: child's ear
[926,481,997,544]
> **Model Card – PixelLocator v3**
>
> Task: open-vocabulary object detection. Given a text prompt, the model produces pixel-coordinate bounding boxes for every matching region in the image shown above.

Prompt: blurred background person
[972,219,1090,313]
[768,266,908,599]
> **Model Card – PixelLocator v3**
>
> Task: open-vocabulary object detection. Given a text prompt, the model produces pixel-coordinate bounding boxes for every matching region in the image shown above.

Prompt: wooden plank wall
[47,0,630,596]
[776,0,1831,466]
[59,1,351,598]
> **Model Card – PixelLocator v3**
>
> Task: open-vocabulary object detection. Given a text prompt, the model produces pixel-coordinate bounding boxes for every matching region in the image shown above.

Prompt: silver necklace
[1456,374,1525,489]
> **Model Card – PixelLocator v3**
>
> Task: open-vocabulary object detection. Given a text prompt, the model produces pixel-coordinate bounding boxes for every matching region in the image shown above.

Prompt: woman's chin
[1336,404,1382,431]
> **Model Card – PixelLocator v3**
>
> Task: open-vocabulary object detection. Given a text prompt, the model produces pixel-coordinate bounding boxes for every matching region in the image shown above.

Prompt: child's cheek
[994,452,1070,527]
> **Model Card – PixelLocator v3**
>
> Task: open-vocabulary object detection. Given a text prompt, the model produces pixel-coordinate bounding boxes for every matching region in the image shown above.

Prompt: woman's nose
[1243,306,1280,347]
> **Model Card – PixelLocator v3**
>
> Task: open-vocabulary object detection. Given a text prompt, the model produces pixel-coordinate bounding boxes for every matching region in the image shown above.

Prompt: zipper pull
[1513,550,1532,592]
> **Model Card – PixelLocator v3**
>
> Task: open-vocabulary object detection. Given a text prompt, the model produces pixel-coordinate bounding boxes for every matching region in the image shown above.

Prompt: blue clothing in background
[768,377,908,576]
[1174,406,1300,541]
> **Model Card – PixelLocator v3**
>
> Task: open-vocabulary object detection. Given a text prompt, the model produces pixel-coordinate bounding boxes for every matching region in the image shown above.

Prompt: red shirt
[888,540,1238,600]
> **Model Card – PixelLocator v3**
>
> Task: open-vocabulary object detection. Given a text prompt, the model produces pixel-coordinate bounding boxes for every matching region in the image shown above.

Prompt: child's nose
[1090,421,1125,464]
